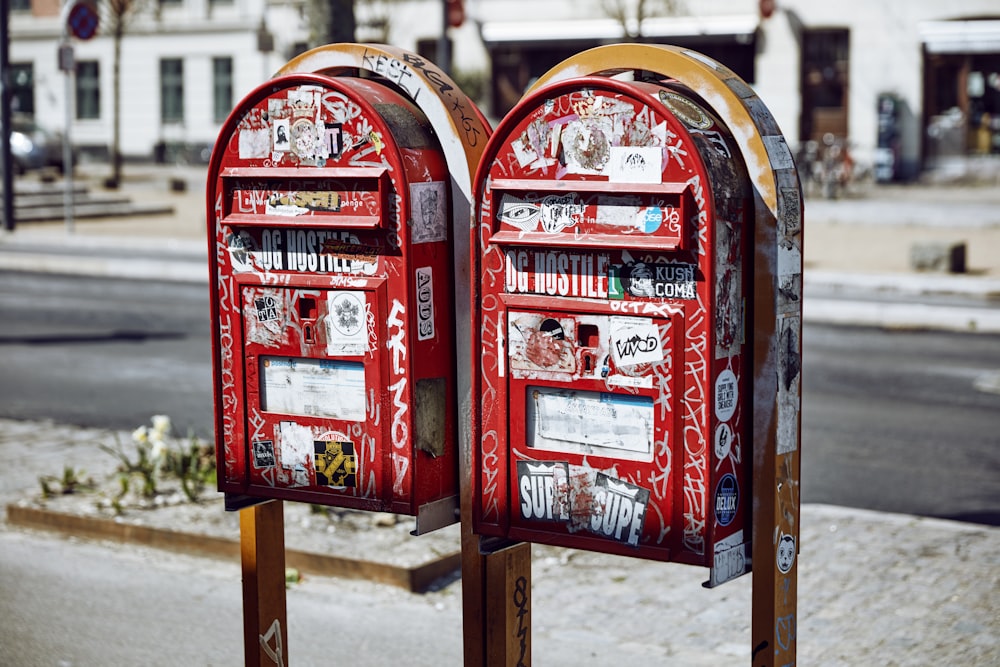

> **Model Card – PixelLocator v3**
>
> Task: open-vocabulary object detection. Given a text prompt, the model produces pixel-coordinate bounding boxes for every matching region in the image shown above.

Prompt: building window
[10,0,31,10]
[212,57,233,123]
[76,61,101,120]
[800,29,850,144]
[160,58,184,123]
[10,63,34,115]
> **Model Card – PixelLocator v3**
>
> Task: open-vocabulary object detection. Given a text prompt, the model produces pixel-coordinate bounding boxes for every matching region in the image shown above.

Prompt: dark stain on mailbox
[207,73,457,527]
[472,76,752,581]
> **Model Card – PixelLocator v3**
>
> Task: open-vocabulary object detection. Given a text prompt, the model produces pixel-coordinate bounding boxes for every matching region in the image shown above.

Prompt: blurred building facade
[8,0,1000,178]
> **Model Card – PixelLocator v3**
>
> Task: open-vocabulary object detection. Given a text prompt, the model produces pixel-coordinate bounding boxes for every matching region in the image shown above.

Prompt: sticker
[590,195,676,235]
[714,422,734,460]
[498,194,542,232]
[290,118,321,159]
[778,186,802,237]
[324,123,344,160]
[252,440,276,469]
[314,440,357,488]
[777,533,796,574]
[410,181,447,244]
[658,89,713,130]
[239,128,270,159]
[278,421,313,487]
[561,119,612,174]
[711,529,748,587]
[714,473,739,526]
[227,230,256,273]
[272,118,290,152]
[539,195,583,233]
[606,146,662,183]
[715,368,738,422]
[589,473,650,547]
[254,295,280,322]
[610,261,697,300]
[415,267,434,341]
[609,316,663,368]
[509,314,575,373]
[325,291,368,356]
[517,460,570,522]
[503,249,608,298]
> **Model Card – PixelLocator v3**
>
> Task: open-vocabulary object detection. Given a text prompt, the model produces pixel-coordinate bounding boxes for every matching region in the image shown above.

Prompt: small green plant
[39,465,94,498]
[100,415,172,500]
[164,434,217,503]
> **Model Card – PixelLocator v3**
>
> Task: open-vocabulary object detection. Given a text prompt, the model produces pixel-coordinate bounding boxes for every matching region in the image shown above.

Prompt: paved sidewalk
[2,418,999,665]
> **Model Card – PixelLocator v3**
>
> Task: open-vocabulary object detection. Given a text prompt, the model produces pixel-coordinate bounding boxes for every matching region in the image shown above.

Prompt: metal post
[1,0,14,233]
[436,0,452,77]
[61,39,75,234]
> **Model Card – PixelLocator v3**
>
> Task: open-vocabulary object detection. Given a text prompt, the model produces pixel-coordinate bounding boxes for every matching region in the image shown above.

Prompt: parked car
[9,114,73,175]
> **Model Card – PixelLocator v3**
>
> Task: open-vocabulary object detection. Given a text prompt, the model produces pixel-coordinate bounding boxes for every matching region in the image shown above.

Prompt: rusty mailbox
[208,72,459,530]
[472,75,753,580]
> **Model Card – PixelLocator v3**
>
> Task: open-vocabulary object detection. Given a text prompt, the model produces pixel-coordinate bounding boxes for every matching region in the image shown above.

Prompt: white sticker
[325,291,368,356]
[605,146,662,183]
[239,128,270,159]
[714,422,734,460]
[777,533,797,574]
[715,368,738,422]
[278,421,313,469]
[711,529,748,587]
[610,316,663,368]
[415,266,434,341]
[410,181,448,244]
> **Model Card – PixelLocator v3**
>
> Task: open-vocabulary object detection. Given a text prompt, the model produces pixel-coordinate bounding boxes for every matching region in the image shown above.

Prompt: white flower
[151,415,172,438]
[151,439,167,462]
[132,425,149,444]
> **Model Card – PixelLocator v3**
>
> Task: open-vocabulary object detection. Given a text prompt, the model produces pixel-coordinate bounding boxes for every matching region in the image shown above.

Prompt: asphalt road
[1,270,998,525]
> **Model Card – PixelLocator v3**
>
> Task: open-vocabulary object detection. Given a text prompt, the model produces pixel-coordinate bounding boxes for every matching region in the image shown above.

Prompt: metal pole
[436,0,452,76]
[62,39,75,234]
[1,0,14,233]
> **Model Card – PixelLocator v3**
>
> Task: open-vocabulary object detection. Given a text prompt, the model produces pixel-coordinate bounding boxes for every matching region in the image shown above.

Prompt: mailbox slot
[488,178,689,251]
[221,167,390,230]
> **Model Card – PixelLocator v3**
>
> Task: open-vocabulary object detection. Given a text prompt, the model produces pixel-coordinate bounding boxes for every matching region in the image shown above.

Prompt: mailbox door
[473,77,751,568]
[208,74,457,517]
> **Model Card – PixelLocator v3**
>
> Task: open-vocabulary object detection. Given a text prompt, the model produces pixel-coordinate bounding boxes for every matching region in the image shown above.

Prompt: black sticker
[252,440,276,469]
[314,440,356,488]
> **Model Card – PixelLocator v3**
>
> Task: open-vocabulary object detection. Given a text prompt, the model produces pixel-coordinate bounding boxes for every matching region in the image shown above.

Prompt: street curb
[5,503,461,593]
[804,298,1000,333]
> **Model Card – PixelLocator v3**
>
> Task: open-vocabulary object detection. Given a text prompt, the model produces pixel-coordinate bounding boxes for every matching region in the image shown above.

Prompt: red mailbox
[208,72,459,530]
[472,75,753,581]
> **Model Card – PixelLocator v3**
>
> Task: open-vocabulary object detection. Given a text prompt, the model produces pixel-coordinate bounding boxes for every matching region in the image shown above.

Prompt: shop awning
[480,14,759,47]
[920,20,1000,54]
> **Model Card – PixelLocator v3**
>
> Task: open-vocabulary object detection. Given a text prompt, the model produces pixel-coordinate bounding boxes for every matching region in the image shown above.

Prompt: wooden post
[240,500,288,667]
